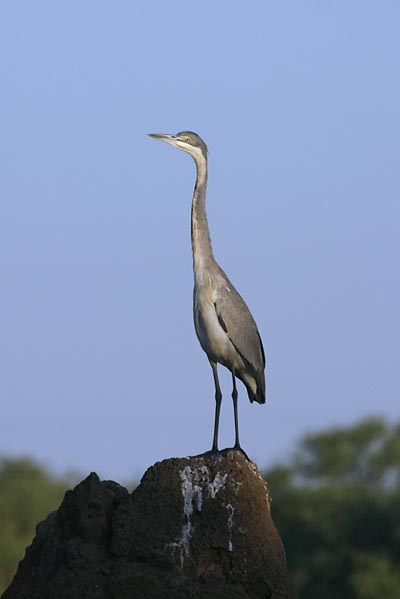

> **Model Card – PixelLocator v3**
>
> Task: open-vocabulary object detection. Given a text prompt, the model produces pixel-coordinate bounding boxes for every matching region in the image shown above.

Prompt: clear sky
[0,2,399,482]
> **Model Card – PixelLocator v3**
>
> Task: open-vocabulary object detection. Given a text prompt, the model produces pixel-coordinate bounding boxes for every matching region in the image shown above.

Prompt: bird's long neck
[191,154,215,279]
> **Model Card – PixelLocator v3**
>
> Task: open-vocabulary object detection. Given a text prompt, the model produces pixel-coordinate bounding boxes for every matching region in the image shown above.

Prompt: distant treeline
[1,417,399,597]
[266,417,400,598]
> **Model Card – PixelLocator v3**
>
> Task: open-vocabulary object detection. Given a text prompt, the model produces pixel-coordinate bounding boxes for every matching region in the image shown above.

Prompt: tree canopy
[265,417,400,599]
[0,457,72,592]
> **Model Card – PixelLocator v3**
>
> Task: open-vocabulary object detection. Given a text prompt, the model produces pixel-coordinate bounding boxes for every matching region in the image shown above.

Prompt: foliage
[265,417,400,599]
[0,457,73,593]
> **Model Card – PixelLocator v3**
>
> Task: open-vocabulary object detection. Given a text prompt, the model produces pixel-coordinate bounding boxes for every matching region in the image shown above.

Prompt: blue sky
[0,2,399,481]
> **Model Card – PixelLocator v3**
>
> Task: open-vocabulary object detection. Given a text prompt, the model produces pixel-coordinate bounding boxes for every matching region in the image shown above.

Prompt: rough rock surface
[2,450,296,599]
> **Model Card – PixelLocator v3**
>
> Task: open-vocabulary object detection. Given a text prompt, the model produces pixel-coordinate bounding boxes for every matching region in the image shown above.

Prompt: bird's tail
[243,371,266,405]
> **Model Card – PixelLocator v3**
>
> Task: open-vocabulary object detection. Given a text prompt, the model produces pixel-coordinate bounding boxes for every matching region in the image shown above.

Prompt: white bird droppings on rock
[179,466,204,556]
[207,472,228,498]
[225,503,235,551]
[168,464,232,564]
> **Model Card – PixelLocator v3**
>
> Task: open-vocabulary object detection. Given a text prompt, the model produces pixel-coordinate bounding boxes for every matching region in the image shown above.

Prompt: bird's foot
[230,444,251,462]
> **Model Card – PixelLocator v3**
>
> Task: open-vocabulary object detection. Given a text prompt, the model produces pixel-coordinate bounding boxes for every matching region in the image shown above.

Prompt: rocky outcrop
[2,450,296,599]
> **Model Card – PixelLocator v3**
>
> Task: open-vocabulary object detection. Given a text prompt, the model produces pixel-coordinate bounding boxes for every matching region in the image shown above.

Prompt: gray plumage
[149,130,266,452]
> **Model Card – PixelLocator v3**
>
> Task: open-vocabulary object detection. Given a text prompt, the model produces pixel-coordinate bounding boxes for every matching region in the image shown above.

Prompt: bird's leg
[231,371,241,450]
[210,360,222,452]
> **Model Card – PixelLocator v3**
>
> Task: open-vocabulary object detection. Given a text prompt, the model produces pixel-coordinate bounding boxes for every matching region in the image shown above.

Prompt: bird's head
[148,131,208,163]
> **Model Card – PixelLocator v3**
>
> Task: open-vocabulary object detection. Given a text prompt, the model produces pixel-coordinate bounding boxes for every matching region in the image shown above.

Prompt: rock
[2,450,296,599]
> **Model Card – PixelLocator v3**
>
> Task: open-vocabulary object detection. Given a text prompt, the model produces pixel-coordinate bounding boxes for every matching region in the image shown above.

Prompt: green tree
[0,457,73,593]
[265,417,400,599]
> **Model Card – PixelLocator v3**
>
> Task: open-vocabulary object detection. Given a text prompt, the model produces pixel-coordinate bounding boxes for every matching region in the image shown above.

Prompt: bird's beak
[148,133,176,142]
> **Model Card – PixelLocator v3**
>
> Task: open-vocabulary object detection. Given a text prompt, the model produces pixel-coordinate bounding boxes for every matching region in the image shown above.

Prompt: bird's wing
[213,282,265,373]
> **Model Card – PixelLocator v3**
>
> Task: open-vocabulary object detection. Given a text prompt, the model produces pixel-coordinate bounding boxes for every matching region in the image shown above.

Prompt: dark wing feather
[213,280,265,375]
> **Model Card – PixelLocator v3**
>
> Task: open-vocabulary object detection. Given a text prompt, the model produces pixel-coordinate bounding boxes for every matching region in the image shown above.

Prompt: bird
[148,131,266,453]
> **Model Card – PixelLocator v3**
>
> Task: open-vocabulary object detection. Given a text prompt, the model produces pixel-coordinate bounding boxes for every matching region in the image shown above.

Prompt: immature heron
[149,131,266,452]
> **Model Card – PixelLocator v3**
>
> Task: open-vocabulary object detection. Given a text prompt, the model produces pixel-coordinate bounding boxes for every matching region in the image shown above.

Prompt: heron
[149,131,266,453]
